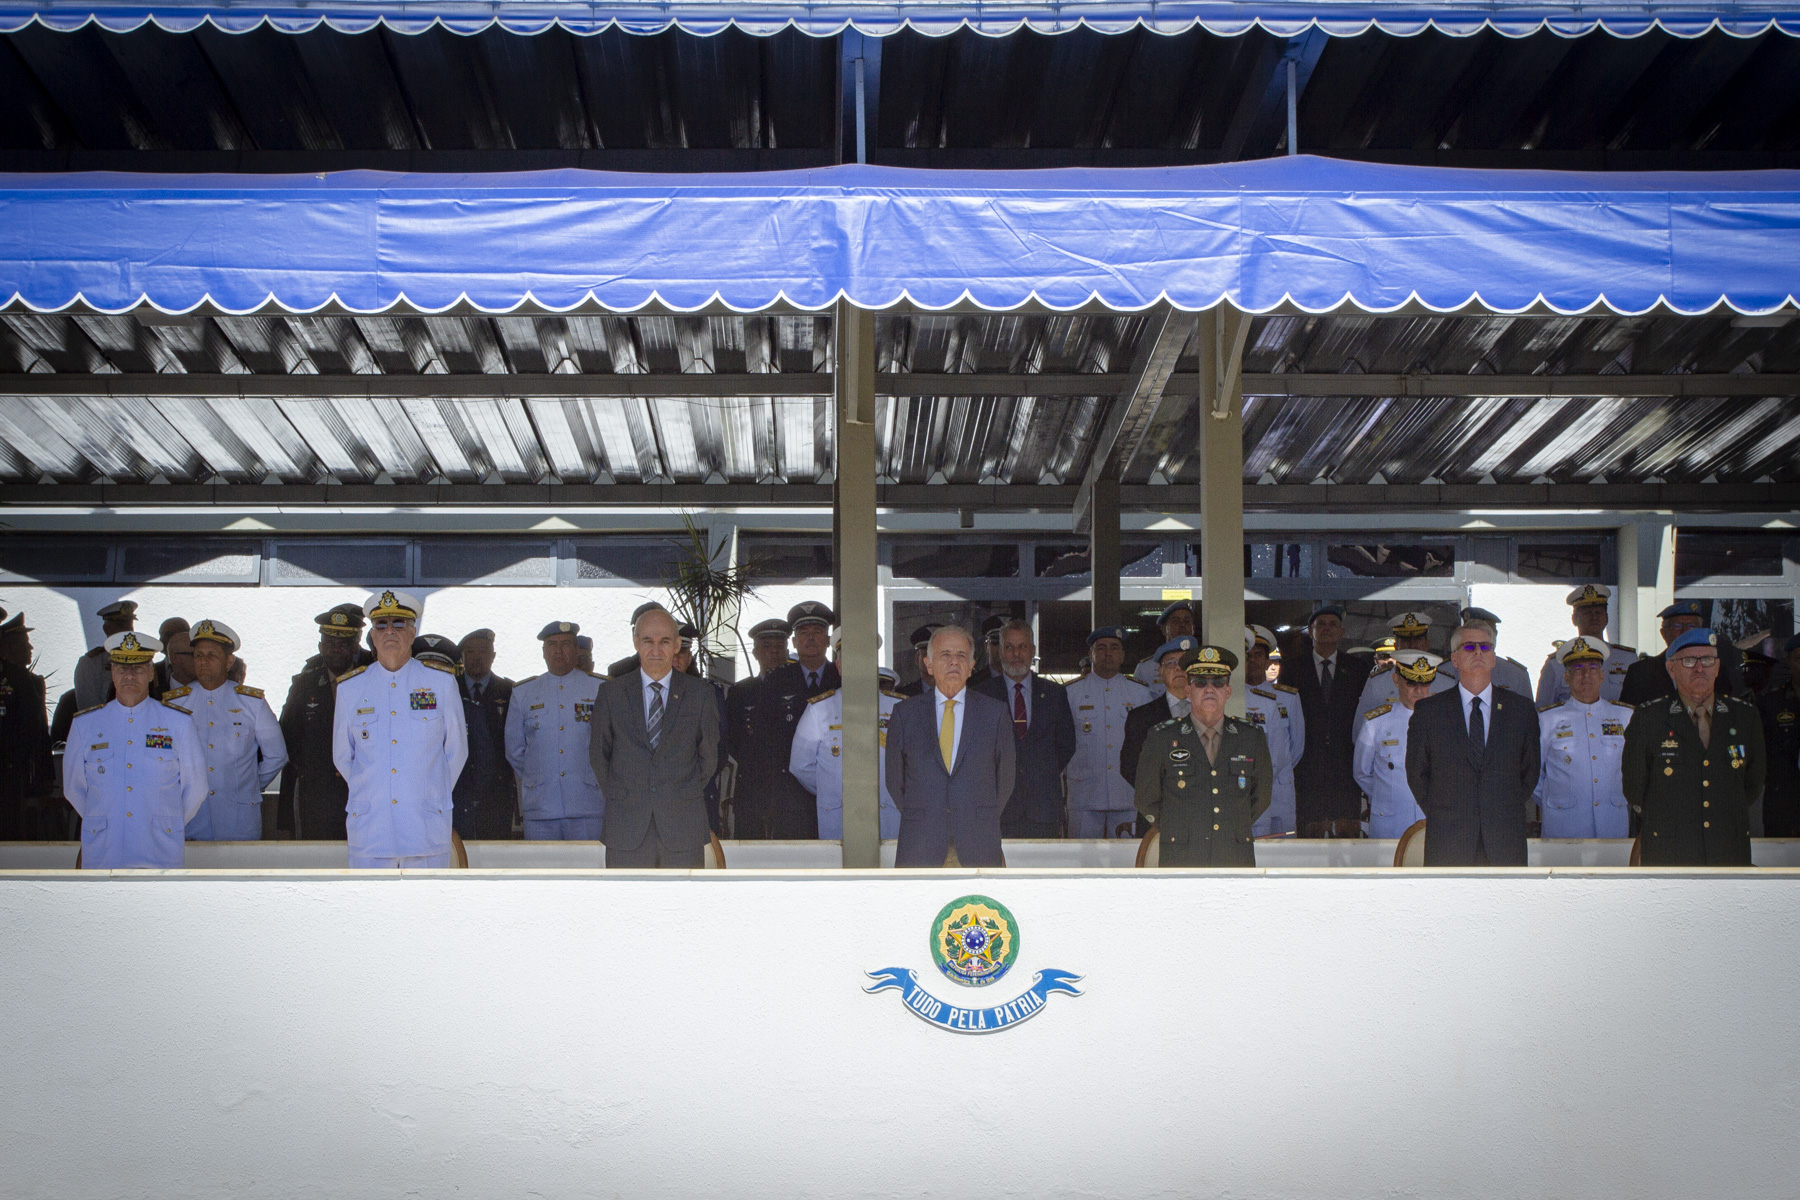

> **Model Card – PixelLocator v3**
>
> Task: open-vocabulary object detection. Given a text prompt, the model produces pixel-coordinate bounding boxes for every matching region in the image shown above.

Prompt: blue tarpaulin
[1,0,1797,36]
[1,158,1795,316]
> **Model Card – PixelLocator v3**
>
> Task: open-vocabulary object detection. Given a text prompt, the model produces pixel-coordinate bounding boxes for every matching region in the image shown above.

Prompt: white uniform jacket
[789,686,901,840]
[1245,682,1305,836]
[1533,697,1634,839]
[1064,672,1152,812]
[167,680,287,842]
[64,698,208,868]
[1353,701,1426,840]
[504,669,607,823]
[1534,645,1638,708]
[1355,666,1454,727]
[332,658,468,859]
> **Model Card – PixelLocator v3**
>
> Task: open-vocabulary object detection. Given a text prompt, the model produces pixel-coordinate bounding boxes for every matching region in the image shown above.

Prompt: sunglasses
[1188,676,1231,690]
[371,619,415,632]
[1457,642,1495,654]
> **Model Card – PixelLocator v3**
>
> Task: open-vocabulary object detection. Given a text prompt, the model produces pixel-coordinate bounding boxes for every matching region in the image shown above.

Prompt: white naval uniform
[1356,665,1454,726]
[1352,701,1425,840]
[789,687,901,840]
[63,698,208,868]
[1534,644,1638,708]
[1244,683,1305,837]
[1064,671,1152,838]
[1533,697,1634,839]
[504,669,607,839]
[1131,658,1167,699]
[332,658,469,868]
[169,681,287,842]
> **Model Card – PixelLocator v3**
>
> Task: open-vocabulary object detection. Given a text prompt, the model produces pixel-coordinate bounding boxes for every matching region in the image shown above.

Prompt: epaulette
[1364,701,1392,720]
[160,700,192,715]
[420,658,457,674]
[808,688,839,704]
[1371,662,1393,676]
[881,688,905,701]
[515,674,539,685]
[1611,643,1636,654]
[586,670,608,679]
[1608,699,1634,709]
[162,686,192,701]
[1273,682,1298,695]
[234,684,265,699]
[84,645,106,658]
[335,665,369,684]
[1250,687,1276,700]
[1538,702,1558,713]
[75,702,107,717]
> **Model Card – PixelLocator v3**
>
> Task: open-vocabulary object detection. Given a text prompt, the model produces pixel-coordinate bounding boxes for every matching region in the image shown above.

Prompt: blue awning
[2,158,1796,317]
[2,0,1797,37]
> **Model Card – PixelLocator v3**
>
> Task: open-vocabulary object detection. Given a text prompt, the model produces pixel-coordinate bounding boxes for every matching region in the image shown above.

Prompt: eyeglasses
[1189,677,1231,690]
[371,619,414,632]
[1457,642,1495,654]
[1671,656,1719,671]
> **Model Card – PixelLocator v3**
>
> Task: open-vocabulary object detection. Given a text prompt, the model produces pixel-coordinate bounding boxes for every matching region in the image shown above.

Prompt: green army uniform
[1134,715,1271,867]
[1623,693,1765,866]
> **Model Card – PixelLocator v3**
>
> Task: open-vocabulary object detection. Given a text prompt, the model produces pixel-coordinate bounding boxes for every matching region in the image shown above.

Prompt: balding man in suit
[589,608,719,867]
[886,626,1016,867]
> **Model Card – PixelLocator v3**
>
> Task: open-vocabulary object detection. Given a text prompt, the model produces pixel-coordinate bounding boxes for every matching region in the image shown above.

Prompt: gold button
[1703,821,1710,828]
[1213,807,1220,814]
[1664,767,1674,776]
[1703,780,1710,788]
[1212,787,1219,794]
[392,799,398,804]
[1176,780,1185,789]
[125,811,131,817]
[391,768,397,774]
[126,786,132,792]
[1703,760,1709,767]
[1703,801,1709,808]
[1212,824,1220,831]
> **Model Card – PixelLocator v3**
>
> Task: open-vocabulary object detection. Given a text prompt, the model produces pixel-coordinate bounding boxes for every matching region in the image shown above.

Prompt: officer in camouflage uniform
[1623,628,1766,866]
[1135,643,1270,867]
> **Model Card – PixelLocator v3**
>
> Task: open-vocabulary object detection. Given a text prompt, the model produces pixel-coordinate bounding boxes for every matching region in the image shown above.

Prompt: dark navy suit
[886,687,1016,867]
[975,672,1077,837]
[1405,684,1540,866]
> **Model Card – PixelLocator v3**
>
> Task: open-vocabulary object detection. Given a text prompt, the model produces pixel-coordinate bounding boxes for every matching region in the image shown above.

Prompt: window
[890,542,1019,579]
[1032,543,1163,579]
[418,540,555,586]
[1676,531,1787,583]
[119,539,260,583]
[273,541,410,586]
[1516,542,1603,582]
[1245,543,1314,579]
[572,540,686,584]
[1325,543,1455,579]
[0,538,111,582]
[740,536,833,582]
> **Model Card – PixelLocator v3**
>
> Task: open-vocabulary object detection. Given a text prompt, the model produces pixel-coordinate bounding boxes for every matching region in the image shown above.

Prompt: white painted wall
[2,870,1796,1200]
[1468,582,1621,685]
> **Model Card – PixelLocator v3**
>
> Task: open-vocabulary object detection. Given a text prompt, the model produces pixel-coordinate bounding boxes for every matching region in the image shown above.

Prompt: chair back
[450,831,469,868]
[703,831,727,869]
[1393,819,1427,867]
[1135,827,1160,868]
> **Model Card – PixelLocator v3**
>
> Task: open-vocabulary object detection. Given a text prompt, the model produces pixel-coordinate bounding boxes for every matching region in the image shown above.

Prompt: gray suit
[589,669,720,867]
[886,688,1016,867]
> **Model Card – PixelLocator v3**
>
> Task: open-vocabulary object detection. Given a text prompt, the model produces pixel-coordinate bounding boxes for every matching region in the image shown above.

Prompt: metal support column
[1089,477,1121,629]
[1618,517,1676,653]
[834,299,881,868]
[1197,304,1252,718]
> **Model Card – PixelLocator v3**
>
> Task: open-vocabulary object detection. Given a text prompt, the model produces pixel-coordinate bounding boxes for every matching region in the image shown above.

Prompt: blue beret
[537,621,579,640]
[1154,635,1198,663]
[1310,604,1346,623]
[1784,633,1800,655]
[1087,625,1128,646]
[1659,600,1704,619]
[1667,627,1719,656]
[1158,600,1194,622]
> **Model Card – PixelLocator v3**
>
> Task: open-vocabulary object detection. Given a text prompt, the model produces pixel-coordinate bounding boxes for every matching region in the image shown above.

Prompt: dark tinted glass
[1033,543,1162,579]
[1516,543,1603,581]
[574,541,686,583]
[1325,543,1455,578]
[891,543,1019,578]
[741,537,833,581]
[119,540,260,582]
[1676,532,1787,582]
[274,542,409,584]
[1245,543,1314,579]
[418,541,555,584]
[0,539,111,581]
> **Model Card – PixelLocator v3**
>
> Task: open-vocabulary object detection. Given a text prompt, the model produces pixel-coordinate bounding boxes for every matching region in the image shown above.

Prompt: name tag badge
[357,707,375,715]
[1078,705,1095,711]
[1554,729,1574,738]
[90,742,108,751]
[1381,738,1399,746]
[530,702,546,711]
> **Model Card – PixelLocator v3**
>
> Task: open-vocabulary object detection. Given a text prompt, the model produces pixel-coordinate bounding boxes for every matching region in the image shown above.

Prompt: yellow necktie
[939,697,956,772]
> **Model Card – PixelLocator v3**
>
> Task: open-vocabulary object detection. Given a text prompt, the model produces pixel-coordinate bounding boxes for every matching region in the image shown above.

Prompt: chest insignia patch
[1602,721,1625,737]
[831,744,840,757]
[1661,738,1680,749]
[1169,748,1191,762]
[145,731,173,749]
[574,701,593,723]
[410,689,437,711]
[1247,711,1266,726]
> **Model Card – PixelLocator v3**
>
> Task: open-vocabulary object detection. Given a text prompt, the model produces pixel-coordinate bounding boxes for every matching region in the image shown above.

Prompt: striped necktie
[647,679,664,750]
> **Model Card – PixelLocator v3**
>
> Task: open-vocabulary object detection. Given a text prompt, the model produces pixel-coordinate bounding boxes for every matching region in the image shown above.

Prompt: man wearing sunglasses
[1623,628,1765,865]
[1134,644,1269,867]
[331,590,468,869]
[1404,624,1541,866]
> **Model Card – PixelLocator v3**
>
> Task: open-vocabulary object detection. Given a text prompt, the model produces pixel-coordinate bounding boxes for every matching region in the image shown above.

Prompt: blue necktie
[647,680,664,750]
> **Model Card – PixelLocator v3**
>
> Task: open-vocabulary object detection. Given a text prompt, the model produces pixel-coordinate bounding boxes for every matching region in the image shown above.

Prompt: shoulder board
[234,684,264,699]
[881,688,906,701]
[1371,663,1392,676]
[160,700,192,715]
[335,665,369,684]
[162,686,191,701]
[807,688,839,704]
[1250,687,1276,700]
[1538,702,1558,713]
[1364,702,1393,720]
[75,702,107,717]
[515,674,539,686]
[1611,643,1635,653]
[1150,716,1183,731]
[84,646,106,657]
[1608,700,1634,710]
[420,659,457,674]
[585,670,607,680]
[1273,682,1298,694]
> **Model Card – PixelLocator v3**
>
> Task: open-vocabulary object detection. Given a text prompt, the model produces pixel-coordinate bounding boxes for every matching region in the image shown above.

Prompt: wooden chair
[450,830,469,868]
[703,830,727,869]
[1393,819,1427,867]
[1629,835,1642,867]
[1135,826,1159,868]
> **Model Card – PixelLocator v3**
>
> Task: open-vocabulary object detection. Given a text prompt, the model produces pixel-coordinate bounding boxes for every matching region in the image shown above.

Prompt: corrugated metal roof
[1,308,1796,487]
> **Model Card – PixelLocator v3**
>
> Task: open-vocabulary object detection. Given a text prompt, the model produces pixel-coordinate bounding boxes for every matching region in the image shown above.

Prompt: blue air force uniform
[167,680,287,841]
[1063,669,1151,838]
[65,696,209,868]
[1534,697,1634,838]
[505,667,608,839]
[332,656,468,868]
